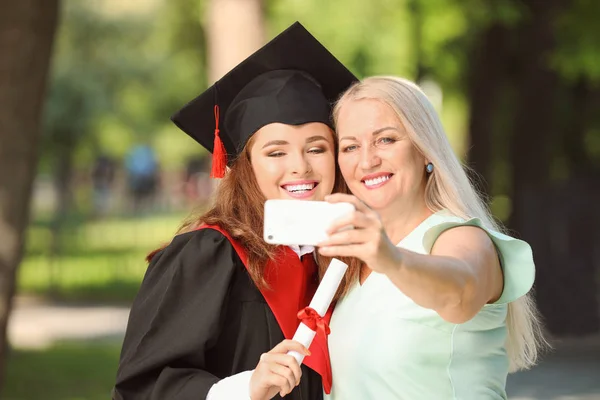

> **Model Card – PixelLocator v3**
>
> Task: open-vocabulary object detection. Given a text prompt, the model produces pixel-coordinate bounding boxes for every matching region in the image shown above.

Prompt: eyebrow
[305,135,329,144]
[339,126,399,141]
[262,140,289,149]
[261,135,329,149]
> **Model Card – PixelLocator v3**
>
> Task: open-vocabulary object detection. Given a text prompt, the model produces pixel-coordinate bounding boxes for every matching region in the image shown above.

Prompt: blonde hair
[333,76,547,372]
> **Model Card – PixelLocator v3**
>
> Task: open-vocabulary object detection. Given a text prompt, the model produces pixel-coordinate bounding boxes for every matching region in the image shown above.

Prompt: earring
[426,163,434,173]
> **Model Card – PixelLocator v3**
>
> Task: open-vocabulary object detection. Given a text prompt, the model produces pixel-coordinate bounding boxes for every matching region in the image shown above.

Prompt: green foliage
[19,213,185,303]
[267,0,414,78]
[4,342,121,400]
[40,0,208,173]
[266,0,475,151]
[553,0,600,83]
[584,128,600,161]
[37,0,600,202]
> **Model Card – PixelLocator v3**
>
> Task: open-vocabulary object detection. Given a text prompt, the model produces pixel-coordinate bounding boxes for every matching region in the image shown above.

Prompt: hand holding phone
[264,199,354,246]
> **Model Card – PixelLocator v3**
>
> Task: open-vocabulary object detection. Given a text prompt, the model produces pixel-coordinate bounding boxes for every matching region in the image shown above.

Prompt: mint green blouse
[324,210,535,400]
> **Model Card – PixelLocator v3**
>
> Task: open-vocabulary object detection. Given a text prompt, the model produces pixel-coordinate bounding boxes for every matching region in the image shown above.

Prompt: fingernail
[306,349,312,356]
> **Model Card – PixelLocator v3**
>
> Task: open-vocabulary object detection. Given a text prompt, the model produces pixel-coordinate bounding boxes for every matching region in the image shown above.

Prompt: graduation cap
[171,22,358,178]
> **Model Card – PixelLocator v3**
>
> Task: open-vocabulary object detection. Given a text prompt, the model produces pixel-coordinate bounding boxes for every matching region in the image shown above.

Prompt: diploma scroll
[288,258,348,365]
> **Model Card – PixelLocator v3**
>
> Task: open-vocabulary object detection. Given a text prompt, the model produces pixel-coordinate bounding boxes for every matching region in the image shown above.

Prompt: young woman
[320,76,546,399]
[112,23,357,400]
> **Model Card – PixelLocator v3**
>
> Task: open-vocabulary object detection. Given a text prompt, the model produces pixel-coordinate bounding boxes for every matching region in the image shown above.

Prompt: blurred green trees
[41,0,208,180]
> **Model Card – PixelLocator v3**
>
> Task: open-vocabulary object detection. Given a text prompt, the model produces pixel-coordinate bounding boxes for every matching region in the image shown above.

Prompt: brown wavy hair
[151,131,360,301]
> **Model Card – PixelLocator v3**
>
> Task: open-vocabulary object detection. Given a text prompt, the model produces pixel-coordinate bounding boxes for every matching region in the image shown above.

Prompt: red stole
[199,225,333,393]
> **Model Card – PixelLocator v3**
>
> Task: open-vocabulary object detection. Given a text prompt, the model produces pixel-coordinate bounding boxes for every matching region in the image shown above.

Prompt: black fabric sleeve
[113,229,238,400]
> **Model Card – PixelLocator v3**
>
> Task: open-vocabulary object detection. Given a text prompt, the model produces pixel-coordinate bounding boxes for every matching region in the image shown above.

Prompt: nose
[359,144,381,170]
[291,151,312,175]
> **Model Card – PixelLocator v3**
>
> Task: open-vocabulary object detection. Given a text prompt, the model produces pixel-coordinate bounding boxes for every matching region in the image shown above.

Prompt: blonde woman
[318,76,546,399]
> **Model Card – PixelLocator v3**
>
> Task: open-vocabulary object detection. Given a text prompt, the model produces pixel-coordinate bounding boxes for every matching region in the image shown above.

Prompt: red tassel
[210,105,227,178]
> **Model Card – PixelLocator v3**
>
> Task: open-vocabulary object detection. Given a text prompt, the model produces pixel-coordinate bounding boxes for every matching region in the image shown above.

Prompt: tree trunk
[509,0,563,228]
[466,23,509,197]
[0,0,59,390]
[542,79,600,335]
[506,0,598,335]
[205,0,265,83]
[544,174,600,335]
[205,0,264,191]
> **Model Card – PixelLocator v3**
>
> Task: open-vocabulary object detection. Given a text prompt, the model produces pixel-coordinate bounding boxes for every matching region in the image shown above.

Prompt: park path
[8,296,130,349]
[7,296,600,399]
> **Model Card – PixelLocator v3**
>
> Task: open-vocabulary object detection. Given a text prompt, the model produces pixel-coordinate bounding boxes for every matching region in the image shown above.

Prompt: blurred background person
[125,143,160,214]
[182,156,212,207]
[91,154,116,218]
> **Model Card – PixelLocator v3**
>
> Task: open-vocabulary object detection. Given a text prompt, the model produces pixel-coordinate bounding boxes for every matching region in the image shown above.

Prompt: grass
[6,213,189,399]
[3,341,121,400]
[18,212,186,304]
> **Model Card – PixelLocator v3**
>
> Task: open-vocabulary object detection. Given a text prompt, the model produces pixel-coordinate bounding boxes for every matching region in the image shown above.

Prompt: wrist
[248,370,258,400]
[382,245,404,276]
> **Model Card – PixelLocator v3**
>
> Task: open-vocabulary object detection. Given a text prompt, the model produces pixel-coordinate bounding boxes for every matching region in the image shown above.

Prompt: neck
[377,196,432,245]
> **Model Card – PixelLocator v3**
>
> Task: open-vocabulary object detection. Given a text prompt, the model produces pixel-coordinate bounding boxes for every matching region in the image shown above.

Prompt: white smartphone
[264,199,355,246]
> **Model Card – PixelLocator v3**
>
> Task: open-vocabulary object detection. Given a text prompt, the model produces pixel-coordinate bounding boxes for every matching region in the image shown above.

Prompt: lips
[283,182,317,193]
[361,173,393,188]
[281,180,319,198]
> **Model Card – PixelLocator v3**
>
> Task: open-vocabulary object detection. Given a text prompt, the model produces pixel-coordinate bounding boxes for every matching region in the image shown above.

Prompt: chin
[364,195,393,211]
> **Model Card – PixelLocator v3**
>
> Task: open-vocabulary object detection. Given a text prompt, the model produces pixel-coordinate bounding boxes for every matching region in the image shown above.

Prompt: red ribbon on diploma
[298,306,332,393]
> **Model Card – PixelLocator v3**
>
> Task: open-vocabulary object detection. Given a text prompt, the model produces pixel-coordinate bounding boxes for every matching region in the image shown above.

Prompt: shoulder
[423,211,535,304]
[158,227,234,256]
[147,227,242,279]
[432,224,496,258]
[421,212,501,253]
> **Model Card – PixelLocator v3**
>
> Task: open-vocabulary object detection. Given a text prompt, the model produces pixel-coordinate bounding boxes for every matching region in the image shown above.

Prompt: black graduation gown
[113,228,324,400]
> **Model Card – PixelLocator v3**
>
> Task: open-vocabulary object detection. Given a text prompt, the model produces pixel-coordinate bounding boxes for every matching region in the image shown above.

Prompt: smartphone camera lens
[267,235,273,240]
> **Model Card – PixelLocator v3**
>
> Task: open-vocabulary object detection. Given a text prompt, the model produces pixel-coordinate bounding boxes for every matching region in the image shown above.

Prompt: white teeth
[364,175,391,187]
[285,183,315,192]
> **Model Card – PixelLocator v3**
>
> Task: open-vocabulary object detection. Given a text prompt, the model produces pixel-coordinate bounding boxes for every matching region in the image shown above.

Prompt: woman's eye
[308,147,326,154]
[376,137,396,146]
[342,145,358,153]
[268,151,285,157]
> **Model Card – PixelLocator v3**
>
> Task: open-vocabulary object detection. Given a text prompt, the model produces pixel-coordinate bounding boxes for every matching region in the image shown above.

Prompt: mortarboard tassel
[210,105,227,178]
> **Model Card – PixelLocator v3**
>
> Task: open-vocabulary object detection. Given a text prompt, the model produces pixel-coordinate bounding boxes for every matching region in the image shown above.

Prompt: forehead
[337,99,402,134]
[250,122,333,146]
